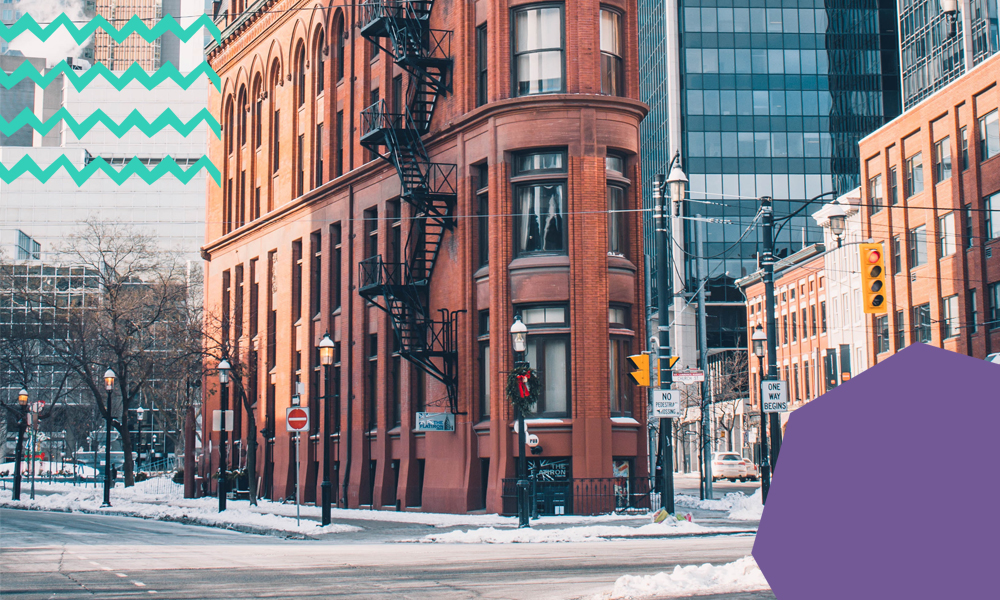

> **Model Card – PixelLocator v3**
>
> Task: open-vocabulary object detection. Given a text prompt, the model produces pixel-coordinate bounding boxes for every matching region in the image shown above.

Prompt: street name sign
[673,369,705,385]
[415,412,455,432]
[762,380,789,413]
[651,390,683,418]
[286,407,310,432]
[212,410,234,431]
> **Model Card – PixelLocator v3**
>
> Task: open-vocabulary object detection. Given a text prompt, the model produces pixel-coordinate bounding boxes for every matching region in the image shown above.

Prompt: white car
[986,353,1000,365]
[711,453,747,482]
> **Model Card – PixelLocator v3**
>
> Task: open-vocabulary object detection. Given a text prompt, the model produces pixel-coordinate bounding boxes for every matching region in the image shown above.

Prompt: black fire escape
[357,0,460,413]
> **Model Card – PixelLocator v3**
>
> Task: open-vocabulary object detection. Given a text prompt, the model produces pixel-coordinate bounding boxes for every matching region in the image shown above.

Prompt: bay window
[600,8,623,96]
[514,151,567,255]
[513,5,564,96]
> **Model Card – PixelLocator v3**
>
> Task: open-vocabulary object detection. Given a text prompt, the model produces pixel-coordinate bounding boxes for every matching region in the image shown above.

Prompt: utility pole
[695,216,711,500]
[653,174,674,515]
[760,197,782,478]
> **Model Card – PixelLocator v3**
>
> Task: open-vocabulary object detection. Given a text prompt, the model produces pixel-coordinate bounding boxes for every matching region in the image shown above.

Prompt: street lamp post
[825,204,847,248]
[751,325,771,503]
[318,332,335,526]
[135,406,145,473]
[12,388,28,501]
[510,315,530,529]
[102,369,116,507]
[217,358,231,512]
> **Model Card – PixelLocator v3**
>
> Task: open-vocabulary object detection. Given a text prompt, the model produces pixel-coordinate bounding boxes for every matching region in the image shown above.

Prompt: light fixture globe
[752,325,767,358]
[319,332,335,366]
[103,368,116,391]
[136,406,144,420]
[510,315,528,354]
[218,359,232,384]
[18,387,28,406]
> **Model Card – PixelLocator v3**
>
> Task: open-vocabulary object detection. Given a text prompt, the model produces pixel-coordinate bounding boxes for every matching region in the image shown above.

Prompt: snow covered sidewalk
[675,490,764,521]
[419,519,753,544]
[602,556,770,598]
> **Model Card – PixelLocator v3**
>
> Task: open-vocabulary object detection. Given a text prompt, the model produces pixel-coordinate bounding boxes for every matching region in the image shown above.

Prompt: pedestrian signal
[627,353,653,386]
[859,242,888,314]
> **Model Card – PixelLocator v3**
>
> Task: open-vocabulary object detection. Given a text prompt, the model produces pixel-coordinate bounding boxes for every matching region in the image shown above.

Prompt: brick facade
[200,0,648,513]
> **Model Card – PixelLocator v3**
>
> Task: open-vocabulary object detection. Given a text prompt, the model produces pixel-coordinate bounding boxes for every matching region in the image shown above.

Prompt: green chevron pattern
[0,14,221,43]
[0,61,221,91]
[1,108,222,138]
[0,155,222,185]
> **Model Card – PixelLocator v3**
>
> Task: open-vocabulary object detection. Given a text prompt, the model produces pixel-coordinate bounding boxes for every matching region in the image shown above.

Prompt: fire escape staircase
[357,0,461,413]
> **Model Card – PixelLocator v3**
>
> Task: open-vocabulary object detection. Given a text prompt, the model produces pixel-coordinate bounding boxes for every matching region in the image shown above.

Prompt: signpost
[672,369,705,385]
[212,410,234,432]
[762,380,789,413]
[286,407,310,525]
[651,390,683,418]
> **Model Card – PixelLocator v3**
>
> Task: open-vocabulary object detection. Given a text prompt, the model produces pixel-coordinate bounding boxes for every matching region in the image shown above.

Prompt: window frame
[512,150,569,256]
[912,303,932,343]
[986,192,1000,240]
[938,212,956,258]
[905,152,923,197]
[511,3,566,97]
[600,7,624,97]
[941,294,959,339]
[868,173,883,213]
[476,24,488,107]
[979,109,999,161]
[908,225,927,268]
[609,335,633,417]
[933,136,951,183]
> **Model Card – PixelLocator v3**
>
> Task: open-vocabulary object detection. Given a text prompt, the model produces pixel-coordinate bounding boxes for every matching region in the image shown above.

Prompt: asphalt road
[1,508,774,600]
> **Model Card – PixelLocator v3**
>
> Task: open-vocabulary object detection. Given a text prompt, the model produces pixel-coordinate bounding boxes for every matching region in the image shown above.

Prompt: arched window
[225,96,235,156]
[295,43,306,108]
[252,74,263,149]
[270,61,281,177]
[315,31,325,94]
[336,20,346,81]
[238,85,248,147]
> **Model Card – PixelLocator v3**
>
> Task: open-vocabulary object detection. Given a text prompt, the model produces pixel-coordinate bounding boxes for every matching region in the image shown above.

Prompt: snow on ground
[604,556,770,598]
[675,489,763,520]
[0,479,360,535]
[421,520,719,544]
[0,462,98,477]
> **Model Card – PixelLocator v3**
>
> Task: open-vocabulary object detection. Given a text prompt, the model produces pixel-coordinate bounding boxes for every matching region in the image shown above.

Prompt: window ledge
[611,417,639,426]
[508,255,570,271]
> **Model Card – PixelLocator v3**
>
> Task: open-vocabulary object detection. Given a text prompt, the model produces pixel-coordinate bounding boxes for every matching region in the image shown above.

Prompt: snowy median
[420,518,751,544]
[0,478,360,536]
[604,556,770,598]
[675,489,764,521]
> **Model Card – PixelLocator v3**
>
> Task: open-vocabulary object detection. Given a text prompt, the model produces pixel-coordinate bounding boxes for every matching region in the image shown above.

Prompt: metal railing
[501,477,660,516]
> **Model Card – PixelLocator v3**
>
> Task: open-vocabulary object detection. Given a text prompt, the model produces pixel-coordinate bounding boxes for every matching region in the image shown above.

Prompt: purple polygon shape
[753,344,999,599]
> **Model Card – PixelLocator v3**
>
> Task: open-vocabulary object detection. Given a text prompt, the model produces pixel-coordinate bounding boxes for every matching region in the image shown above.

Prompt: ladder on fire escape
[357,0,460,413]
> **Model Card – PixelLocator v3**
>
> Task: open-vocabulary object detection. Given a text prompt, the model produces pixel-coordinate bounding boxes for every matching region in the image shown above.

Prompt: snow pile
[0,461,98,477]
[0,486,360,536]
[725,489,763,521]
[607,556,770,598]
[675,490,763,520]
[422,520,713,544]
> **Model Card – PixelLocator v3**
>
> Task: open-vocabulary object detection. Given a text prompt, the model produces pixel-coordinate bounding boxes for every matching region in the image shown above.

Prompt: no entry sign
[286,407,310,432]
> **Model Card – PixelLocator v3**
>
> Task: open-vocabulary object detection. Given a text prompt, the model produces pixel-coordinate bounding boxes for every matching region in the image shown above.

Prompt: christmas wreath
[506,363,540,416]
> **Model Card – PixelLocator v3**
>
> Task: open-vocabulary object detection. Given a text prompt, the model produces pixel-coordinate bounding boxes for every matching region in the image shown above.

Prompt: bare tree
[708,351,749,452]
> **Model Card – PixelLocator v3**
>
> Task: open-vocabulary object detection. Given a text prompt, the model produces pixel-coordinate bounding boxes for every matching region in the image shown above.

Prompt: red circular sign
[287,408,309,431]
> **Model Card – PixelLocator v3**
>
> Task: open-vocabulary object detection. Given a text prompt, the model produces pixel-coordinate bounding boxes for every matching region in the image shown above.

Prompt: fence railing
[501,477,660,517]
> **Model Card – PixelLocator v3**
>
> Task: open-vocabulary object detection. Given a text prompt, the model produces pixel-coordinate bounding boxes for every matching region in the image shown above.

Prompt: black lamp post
[12,387,29,501]
[134,406,145,473]
[318,332,335,526]
[510,315,530,529]
[752,325,770,503]
[826,204,847,249]
[102,368,116,507]
[217,358,231,512]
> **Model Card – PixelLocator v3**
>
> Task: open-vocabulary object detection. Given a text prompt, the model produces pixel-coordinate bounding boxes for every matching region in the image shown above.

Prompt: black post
[321,362,333,526]
[759,196,778,502]
[219,380,229,512]
[654,173,675,514]
[12,407,26,501]
[135,411,142,474]
[514,351,531,529]
[756,353,771,503]
[102,388,113,507]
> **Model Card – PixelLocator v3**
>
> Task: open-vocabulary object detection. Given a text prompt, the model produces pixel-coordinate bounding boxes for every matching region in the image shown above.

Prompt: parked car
[742,459,760,481]
[711,453,747,482]
[986,353,1000,365]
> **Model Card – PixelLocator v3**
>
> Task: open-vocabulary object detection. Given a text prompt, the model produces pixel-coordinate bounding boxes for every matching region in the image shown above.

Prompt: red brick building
[200,0,648,514]
[858,54,1000,365]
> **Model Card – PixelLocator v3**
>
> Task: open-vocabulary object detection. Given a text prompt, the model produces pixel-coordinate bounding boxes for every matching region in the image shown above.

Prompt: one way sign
[762,380,789,413]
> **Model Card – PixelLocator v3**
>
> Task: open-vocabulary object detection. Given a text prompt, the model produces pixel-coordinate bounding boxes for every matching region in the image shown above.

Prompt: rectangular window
[868,174,883,213]
[810,305,816,337]
[969,289,979,334]
[906,152,923,197]
[272,110,280,173]
[337,27,346,81]
[526,335,570,417]
[310,231,322,319]
[514,152,567,255]
[391,75,403,114]
[513,5,564,96]
[875,315,889,354]
[607,185,626,256]
[476,24,488,107]
[989,282,1000,330]
[913,303,931,343]
[895,309,906,350]
[892,235,902,274]
[960,126,969,170]
[222,270,231,345]
[938,213,956,258]
[365,207,378,259]
[335,111,344,177]
[782,314,788,345]
[908,225,927,268]
[332,342,342,431]
[297,134,305,195]
[889,166,898,205]
[479,340,490,420]
[609,337,632,417]
[803,361,811,399]
[965,204,974,248]
[800,308,807,339]
[367,334,378,429]
[986,192,1000,239]
[820,301,827,333]
[391,355,401,428]
[330,223,342,312]
[315,123,324,187]
[942,295,959,339]
[476,164,489,266]
[292,239,303,322]
[934,137,951,183]
[979,109,999,160]
[600,8,624,96]
[249,257,259,339]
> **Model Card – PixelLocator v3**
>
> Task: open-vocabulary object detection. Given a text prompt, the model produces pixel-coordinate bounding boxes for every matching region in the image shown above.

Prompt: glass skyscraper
[639,0,901,359]
[899,0,999,109]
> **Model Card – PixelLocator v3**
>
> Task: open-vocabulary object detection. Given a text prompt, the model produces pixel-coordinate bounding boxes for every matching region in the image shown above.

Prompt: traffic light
[627,353,653,386]
[859,242,888,314]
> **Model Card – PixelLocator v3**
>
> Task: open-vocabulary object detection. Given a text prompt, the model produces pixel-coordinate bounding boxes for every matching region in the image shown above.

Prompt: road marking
[116,573,127,578]
[134,582,146,587]
[101,567,112,571]
[89,561,100,566]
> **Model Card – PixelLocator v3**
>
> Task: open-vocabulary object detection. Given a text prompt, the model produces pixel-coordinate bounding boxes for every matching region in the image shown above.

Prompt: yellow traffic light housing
[859,242,888,314]
[628,353,653,387]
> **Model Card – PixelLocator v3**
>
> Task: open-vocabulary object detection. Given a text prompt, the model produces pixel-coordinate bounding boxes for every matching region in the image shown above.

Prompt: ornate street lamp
[509,315,530,528]
[102,368,116,507]
[12,388,29,500]
[751,325,771,502]
[135,406,145,473]
[318,332,336,526]
[217,358,231,512]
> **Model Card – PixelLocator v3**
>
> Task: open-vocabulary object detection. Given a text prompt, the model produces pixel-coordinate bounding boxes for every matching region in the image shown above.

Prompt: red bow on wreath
[517,371,532,399]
